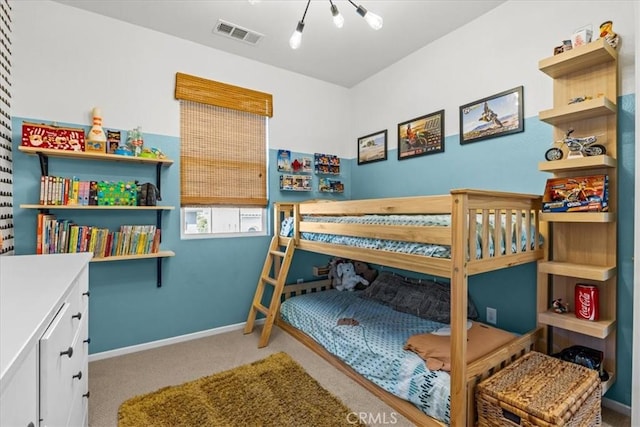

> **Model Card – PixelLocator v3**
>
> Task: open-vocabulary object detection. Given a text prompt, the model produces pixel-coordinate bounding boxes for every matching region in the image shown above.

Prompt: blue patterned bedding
[280,289,452,424]
[280,214,538,259]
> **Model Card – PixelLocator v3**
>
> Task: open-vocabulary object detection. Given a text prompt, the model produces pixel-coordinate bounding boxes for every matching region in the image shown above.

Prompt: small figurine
[87,107,107,144]
[553,298,569,314]
[599,20,619,49]
[568,96,592,104]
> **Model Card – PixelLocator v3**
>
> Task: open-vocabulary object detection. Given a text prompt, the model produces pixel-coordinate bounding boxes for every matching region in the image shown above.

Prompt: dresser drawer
[66,274,88,327]
[66,378,89,427]
[0,345,38,427]
[39,302,87,427]
[64,315,89,427]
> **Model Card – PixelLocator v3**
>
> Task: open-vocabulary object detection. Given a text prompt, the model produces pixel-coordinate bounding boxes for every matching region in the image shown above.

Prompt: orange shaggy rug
[118,352,363,427]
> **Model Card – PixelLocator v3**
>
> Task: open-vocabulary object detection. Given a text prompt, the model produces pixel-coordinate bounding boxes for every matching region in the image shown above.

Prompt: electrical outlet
[486,307,497,324]
[297,278,304,284]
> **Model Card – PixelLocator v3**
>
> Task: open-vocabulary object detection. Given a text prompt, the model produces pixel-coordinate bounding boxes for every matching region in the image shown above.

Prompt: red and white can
[575,284,599,321]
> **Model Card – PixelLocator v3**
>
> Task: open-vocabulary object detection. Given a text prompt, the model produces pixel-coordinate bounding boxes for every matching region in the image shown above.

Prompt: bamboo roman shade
[175,73,271,207]
[175,72,273,118]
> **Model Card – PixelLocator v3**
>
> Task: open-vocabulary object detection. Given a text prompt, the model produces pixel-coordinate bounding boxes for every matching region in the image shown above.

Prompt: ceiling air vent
[213,19,264,46]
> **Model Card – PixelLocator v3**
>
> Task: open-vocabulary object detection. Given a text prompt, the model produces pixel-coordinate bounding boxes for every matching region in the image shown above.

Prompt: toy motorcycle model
[544,128,606,161]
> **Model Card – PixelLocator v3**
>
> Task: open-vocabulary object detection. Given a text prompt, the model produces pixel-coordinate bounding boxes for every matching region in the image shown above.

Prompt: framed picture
[459,86,524,145]
[397,110,445,160]
[357,130,387,165]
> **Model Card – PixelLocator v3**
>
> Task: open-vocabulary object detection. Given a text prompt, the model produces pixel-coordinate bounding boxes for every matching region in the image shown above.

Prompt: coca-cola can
[575,284,599,321]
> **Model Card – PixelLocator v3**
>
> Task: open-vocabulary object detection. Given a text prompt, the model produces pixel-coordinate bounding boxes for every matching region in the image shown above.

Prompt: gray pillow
[360,271,478,324]
[359,271,410,305]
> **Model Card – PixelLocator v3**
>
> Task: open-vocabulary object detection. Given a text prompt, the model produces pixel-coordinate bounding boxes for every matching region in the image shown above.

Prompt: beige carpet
[89,327,631,427]
[118,352,363,427]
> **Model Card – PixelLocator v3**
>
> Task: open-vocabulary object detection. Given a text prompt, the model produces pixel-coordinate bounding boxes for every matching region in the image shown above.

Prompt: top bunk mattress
[280,213,538,259]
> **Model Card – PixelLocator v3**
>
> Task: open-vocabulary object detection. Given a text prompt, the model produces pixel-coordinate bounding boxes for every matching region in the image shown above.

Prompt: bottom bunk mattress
[280,289,454,424]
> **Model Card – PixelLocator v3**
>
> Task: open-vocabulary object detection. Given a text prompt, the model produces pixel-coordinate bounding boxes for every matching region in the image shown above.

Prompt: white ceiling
[54,0,505,88]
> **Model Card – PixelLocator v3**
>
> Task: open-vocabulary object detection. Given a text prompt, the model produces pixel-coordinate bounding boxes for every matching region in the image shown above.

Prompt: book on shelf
[41,214,56,254]
[36,212,45,254]
[152,229,161,253]
[89,181,98,205]
[71,177,80,205]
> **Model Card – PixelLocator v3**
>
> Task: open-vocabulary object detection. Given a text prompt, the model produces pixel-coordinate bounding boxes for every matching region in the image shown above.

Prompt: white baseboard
[602,396,631,417]
[88,319,265,362]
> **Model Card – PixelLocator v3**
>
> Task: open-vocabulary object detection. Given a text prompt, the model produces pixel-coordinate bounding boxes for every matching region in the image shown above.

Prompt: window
[175,73,272,238]
[181,207,266,238]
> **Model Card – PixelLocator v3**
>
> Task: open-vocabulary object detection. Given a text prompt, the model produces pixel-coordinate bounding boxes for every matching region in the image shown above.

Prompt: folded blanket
[404,322,515,371]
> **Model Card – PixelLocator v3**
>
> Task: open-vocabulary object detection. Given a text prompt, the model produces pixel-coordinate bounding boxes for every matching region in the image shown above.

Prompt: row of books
[38,175,138,206]
[36,213,161,258]
[40,175,94,206]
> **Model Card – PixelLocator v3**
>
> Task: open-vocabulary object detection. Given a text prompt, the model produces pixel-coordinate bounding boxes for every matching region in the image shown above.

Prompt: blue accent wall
[11,93,634,406]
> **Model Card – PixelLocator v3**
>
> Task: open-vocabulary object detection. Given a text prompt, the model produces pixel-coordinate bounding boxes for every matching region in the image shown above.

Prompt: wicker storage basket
[476,351,601,427]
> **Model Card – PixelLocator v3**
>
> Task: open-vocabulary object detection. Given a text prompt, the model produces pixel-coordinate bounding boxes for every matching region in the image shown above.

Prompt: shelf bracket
[157,258,163,287]
[37,152,49,176]
[155,163,162,198]
[156,210,162,242]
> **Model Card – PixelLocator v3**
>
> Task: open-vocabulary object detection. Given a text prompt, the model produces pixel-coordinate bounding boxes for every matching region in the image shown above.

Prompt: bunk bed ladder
[244,235,295,348]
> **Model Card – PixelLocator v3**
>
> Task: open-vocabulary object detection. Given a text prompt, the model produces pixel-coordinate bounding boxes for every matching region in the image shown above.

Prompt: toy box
[542,174,608,212]
[97,181,137,206]
[22,122,85,151]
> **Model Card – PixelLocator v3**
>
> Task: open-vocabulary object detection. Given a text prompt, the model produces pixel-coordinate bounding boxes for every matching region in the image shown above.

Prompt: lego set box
[542,174,608,212]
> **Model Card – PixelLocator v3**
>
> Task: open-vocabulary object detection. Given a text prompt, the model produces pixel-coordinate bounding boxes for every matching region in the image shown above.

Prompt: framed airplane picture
[459,86,524,144]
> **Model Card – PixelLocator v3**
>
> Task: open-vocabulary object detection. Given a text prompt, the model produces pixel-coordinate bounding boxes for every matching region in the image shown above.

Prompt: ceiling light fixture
[347,0,383,30]
[289,0,311,49]
[329,0,344,29]
[289,0,383,50]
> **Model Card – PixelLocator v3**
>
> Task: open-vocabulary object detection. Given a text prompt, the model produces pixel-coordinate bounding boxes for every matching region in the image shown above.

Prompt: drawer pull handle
[73,371,83,380]
[83,391,90,399]
[84,337,91,344]
[502,408,521,424]
[72,312,82,320]
[83,291,90,297]
[60,347,73,358]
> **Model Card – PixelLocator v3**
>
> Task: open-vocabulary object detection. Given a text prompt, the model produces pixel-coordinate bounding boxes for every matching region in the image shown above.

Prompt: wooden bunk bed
[245,189,544,426]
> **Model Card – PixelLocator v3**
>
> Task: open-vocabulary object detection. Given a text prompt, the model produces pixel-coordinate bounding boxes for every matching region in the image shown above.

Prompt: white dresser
[0,253,92,427]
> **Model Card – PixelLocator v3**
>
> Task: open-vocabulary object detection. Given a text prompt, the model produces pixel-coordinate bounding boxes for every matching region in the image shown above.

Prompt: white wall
[350,1,636,152]
[12,1,352,157]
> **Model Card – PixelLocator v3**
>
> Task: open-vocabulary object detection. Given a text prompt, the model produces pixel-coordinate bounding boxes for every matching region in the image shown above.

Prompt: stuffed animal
[335,262,369,291]
[353,261,378,284]
[327,257,345,288]
[552,298,569,314]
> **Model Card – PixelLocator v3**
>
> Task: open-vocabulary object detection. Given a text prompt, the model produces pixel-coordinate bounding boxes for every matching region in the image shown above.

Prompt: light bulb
[363,10,383,30]
[331,4,344,28]
[289,21,305,49]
